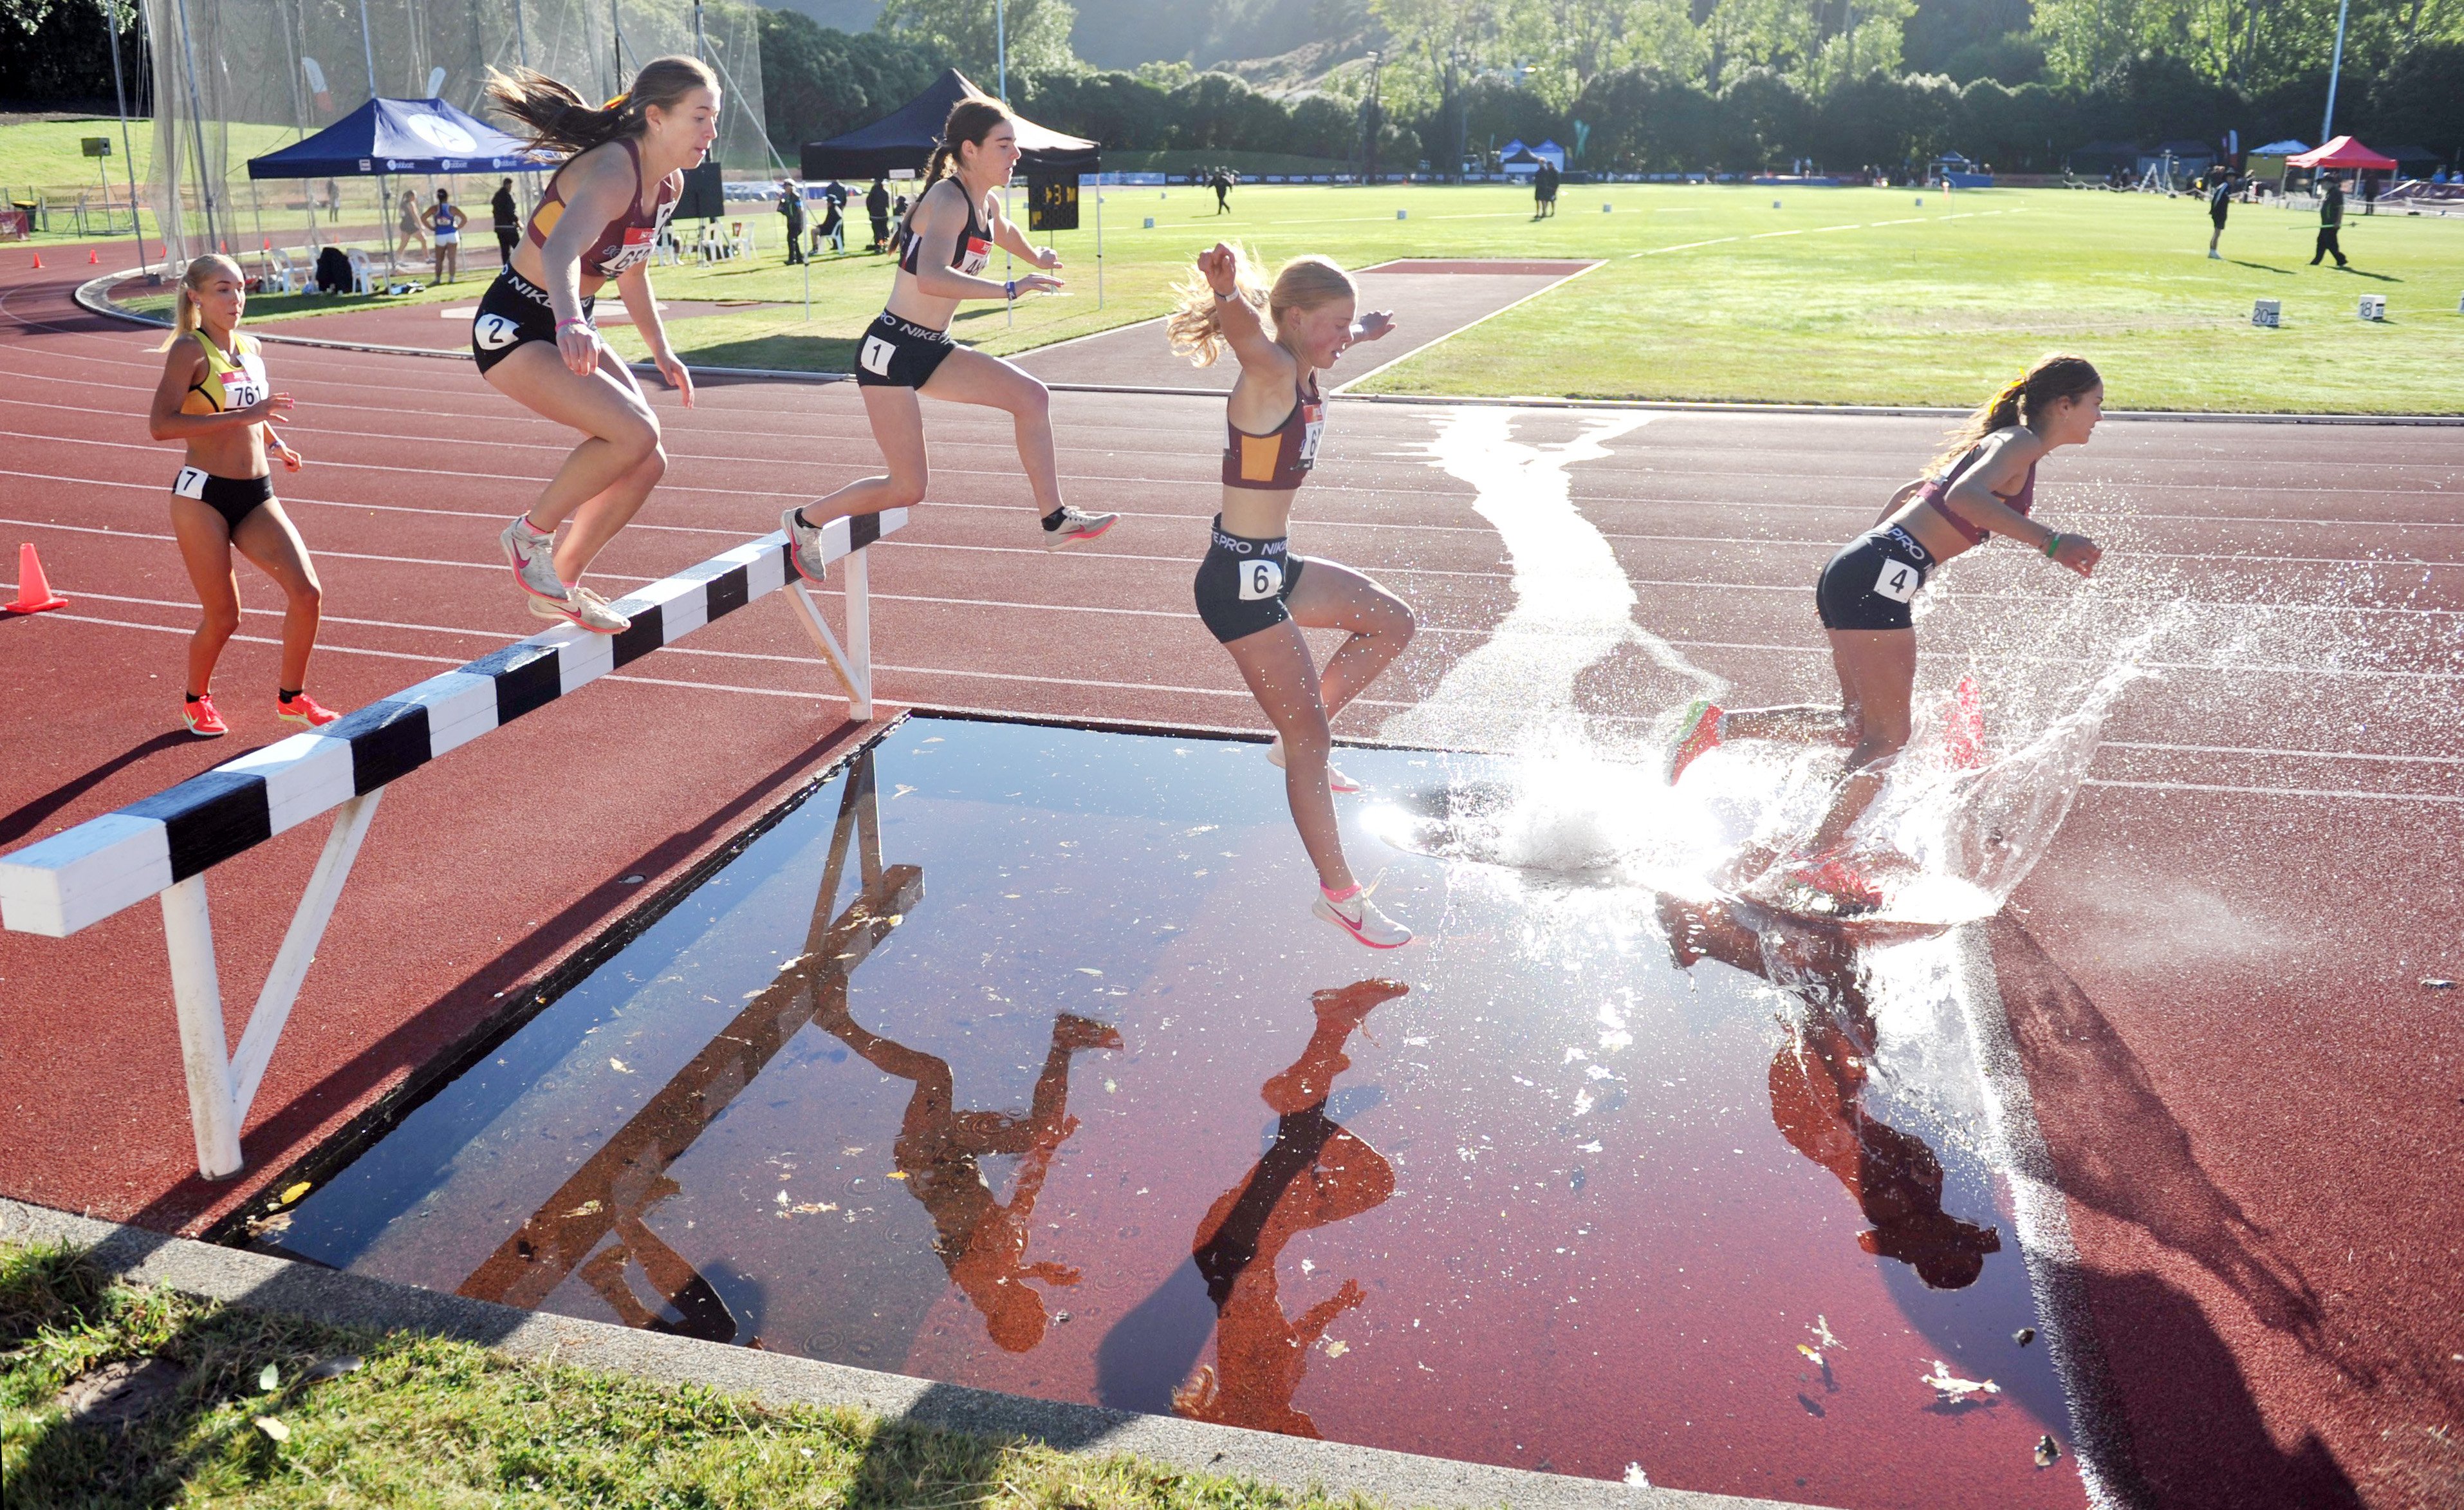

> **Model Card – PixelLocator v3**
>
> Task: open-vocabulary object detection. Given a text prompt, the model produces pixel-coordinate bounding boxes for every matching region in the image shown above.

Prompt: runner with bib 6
[1169,244,1416,949]
[1662,355,2107,909]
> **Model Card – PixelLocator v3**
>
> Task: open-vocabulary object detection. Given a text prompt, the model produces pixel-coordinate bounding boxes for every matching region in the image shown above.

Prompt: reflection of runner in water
[1658,897,2001,1289]
[576,1187,739,1343]
[817,1003,1120,1351]
[1175,979,1403,1437]
[1663,355,2105,907]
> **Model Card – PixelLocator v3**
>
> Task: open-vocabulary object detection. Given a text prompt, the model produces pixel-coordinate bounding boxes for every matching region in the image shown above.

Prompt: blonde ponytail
[1167,247,1268,367]
[1931,353,2102,472]
[158,253,244,351]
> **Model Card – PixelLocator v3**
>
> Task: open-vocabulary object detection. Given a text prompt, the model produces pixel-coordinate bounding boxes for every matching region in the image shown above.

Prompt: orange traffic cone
[5,543,69,615]
[88,248,100,265]
[29,251,41,269]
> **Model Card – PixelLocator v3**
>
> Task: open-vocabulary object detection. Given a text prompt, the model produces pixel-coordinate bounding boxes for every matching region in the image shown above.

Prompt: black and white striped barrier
[0,509,903,1179]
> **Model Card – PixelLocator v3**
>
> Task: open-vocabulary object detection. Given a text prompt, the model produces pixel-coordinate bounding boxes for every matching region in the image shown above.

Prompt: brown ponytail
[1931,353,2102,472]
[896,95,1011,247]
[486,55,716,158]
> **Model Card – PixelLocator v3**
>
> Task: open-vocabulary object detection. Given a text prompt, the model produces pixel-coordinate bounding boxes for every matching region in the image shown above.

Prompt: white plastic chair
[346,248,378,295]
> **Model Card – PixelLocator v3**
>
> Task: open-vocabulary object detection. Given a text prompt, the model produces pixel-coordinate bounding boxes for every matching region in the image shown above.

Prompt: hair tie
[602,92,631,112]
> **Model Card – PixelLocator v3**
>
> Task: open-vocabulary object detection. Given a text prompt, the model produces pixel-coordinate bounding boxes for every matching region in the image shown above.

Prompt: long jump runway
[1,245,2459,1508]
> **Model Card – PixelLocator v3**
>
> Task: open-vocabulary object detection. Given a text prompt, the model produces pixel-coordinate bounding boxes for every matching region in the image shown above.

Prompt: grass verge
[0,1240,1373,1509]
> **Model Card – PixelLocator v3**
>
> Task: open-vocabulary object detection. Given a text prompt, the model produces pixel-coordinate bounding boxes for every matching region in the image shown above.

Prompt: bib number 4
[1239,559,1286,601]
[1872,558,1922,604]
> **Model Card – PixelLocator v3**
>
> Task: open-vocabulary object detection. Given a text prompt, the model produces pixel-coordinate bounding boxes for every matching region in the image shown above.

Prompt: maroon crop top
[524,136,679,281]
[1223,375,1324,490]
[1918,440,2037,547]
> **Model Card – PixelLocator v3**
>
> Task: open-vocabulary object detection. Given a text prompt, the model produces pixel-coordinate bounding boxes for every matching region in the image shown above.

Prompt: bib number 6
[1238,559,1285,601]
[1872,558,1921,604]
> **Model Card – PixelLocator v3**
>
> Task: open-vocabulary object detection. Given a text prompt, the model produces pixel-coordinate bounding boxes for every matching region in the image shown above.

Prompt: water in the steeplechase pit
[264,716,2088,1509]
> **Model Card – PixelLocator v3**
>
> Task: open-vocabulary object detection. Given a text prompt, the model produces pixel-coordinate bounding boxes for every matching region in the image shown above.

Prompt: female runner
[477,56,712,633]
[1663,353,2105,903]
[1167,245,1416,949]
[145,254,339,736]
[780,95,1116,577]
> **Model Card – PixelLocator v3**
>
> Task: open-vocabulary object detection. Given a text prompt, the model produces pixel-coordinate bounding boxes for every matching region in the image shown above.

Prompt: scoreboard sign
[1026,174,1078,232]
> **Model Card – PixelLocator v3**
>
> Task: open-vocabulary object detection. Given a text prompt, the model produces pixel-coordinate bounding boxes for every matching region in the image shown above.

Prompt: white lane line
[1331,261,1608,394]
[2082,778,2464,804]
[1631,236,1740,256]
[0,516,662,581]
[2104,739,2464,765]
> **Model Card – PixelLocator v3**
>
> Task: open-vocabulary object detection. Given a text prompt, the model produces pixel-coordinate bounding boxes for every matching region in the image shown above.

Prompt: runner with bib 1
[1660,355,2108,910]
[779,92,1118,581]
[1169,243,1416,950]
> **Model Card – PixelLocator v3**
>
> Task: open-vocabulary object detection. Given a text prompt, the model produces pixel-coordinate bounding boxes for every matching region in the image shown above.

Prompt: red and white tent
[2288,136,2398,171]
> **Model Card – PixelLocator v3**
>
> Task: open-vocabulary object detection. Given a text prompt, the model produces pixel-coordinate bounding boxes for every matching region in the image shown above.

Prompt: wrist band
[1213,289,1237,303]
[2043,532,2062,559]
[1004,279,1016,301]
[557,318,591,333]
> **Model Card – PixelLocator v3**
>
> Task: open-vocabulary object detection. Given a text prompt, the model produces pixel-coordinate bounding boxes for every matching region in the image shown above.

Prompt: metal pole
[1094,177,1102,308]
[104,0,151,269]
[355,0,376,97]
[2320,0,2350,143]
[172,0,223,251]
[512,0,528,66]
[996,0,1006,102]
[692,0,705,59]
[356,0,390,265]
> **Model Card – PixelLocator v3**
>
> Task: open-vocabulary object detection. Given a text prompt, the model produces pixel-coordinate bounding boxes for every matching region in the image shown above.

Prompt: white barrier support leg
[226,789,383,1126]
[162,876,243,1179]
[843,548,875,722]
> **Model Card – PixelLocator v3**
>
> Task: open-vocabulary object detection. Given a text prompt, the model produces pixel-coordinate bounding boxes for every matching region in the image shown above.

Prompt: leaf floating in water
[2014,1326,2037,1347]
[608,1058,633,1074]
[887,1171,909,1180]
[1623,1463,1652,1488]
[1322,1339,1349,1358]
[278,1182,312,1206]
[2035,1434,2063,1468]
[1077,967,1104,976]
[254,1415,290,1443]
[1921,1360,2000,1401]
[775,1189,791,1205]
[257,1363,280,1392]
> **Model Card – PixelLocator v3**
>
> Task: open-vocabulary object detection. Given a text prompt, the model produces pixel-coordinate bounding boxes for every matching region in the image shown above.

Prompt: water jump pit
[260,715,2089,1509]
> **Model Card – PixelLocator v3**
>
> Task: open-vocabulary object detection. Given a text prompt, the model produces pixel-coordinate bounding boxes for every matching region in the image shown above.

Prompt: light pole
[2320,0,2351,142]
[1359,49,1382,184]
[996,0,1007,102]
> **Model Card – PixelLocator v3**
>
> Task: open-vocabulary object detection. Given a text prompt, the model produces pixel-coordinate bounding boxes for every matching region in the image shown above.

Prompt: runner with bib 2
[1170,244,1416,950]
[780,93,1117,580]
[1662,355,2107,909]
[476,55,714,635]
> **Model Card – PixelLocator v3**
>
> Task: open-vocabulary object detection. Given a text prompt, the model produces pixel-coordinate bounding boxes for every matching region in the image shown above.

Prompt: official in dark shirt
[2311,175,2349,267]
[490,179,520,268]
[866,177,892,253]
[779,179,808,264]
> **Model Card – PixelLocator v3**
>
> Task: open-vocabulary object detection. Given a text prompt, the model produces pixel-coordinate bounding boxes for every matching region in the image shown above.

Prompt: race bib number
[473,312,520,350]
[601,225,659,273]
[221,356,267,410]
[1238,558,1286,601]
[958,236,992,276]
[1873,558,1922,603]
[860,335,896,377]
[172,466,208,499]
[1297,402,1324,469]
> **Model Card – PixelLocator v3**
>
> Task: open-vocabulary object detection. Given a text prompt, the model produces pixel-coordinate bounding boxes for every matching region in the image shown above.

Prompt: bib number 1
[1872,558,1922,604]
[1239,559,1285,601]
[860,335,896,377]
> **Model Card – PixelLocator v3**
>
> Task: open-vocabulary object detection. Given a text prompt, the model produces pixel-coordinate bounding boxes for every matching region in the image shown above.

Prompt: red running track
[1,241,2460,1507]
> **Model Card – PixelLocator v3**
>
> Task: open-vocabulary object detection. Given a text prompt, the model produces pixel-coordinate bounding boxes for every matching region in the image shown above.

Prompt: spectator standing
[422,187,467,283]
[490,178,520,268]
[323,178,341,223]
[817,185,845,254]
[2310,174,2349,267]
[779,178,808,264]
[1538,160,1559,218]
[2205,171,2234,259]
[1214,169,1234,214]
[866,176,891,252]
[397,188,427,252]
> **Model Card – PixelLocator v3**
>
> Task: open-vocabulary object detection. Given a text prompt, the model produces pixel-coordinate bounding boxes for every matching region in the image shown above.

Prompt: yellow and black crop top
[181,330,270,415]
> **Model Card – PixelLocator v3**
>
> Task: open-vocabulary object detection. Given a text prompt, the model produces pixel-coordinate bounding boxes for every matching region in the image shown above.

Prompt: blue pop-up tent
[245,96,551,179]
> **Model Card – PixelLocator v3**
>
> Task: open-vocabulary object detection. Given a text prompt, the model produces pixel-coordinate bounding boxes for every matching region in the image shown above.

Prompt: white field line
[1329,261,1608,394]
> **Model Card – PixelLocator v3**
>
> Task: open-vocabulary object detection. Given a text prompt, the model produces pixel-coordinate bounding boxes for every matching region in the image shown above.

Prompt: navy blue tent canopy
[247,97,553,179]
[801,69,1097,180]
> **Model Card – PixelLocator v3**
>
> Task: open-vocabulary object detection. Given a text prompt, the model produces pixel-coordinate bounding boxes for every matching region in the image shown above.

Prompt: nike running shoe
[1664,698,1724,785]
[277,691,342,727]
[1266,734,1362,794]
[781,505,830,583]
[1042,505,1119,550]
[182,693,227,738]
[528,584,632,634]
[500,514,566,601]
[1313,880,1412,949]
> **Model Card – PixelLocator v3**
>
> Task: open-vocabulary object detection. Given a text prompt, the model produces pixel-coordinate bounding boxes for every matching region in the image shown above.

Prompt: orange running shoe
[1664,698,1724,785]
[277,691,342,727]
[183,693,227,738]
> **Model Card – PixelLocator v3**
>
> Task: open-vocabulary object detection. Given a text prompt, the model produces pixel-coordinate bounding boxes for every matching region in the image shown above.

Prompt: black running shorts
[853,311,956,389]
[470,267,594,376]
[171,467,273,532]
[1193,516,1309,643]
[1815,525,1932,631]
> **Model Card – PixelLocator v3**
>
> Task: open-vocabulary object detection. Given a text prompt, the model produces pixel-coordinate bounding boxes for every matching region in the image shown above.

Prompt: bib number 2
[1872,558,1922,604]
[1239,559,1285,601]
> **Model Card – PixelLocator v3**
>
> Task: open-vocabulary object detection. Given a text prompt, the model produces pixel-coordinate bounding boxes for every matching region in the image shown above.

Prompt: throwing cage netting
[144,0,774,266]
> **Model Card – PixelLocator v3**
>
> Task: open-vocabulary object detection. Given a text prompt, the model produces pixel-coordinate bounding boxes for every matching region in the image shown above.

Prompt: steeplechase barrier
[0,510,906,1180]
